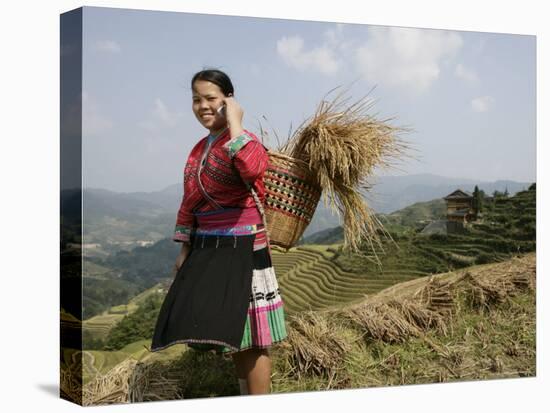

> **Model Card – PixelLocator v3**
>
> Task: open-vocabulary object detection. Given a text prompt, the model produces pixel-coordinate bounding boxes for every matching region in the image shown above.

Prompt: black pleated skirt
[150,234,260,353]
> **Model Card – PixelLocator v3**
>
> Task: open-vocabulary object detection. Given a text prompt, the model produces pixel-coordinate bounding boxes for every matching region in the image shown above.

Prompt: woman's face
[192,80,227,134]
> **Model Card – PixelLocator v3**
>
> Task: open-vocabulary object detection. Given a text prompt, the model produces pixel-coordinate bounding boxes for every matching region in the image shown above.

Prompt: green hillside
[471,184,536,242]
[82,238,180,319]
[380,198,447,233]
[308,184,535,268]
[83,283,167,347]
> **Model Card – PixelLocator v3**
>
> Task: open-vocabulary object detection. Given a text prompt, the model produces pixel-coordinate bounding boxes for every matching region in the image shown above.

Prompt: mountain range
[61,173,532,255]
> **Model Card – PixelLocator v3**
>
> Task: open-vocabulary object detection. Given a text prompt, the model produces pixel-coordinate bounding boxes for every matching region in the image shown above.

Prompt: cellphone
[217,105,226,117]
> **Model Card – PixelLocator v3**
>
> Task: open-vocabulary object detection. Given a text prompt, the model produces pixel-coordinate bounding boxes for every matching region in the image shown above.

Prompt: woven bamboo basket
[261,151,322,250]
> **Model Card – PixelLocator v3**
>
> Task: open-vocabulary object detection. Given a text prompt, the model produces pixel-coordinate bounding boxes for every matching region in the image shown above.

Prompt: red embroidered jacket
[173,127,269,243]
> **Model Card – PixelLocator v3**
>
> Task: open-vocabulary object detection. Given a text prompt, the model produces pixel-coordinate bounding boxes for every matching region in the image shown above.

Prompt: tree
[478,189,485,213]
[472,185,480,217]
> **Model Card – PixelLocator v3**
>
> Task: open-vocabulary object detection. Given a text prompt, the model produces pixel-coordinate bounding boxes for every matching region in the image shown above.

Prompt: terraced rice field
[271,245,421,314]
[83,285,165,340]
[84,313,126,339]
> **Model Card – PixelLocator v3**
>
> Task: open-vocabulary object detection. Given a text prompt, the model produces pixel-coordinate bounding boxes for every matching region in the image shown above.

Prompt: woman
[150,68,288,396]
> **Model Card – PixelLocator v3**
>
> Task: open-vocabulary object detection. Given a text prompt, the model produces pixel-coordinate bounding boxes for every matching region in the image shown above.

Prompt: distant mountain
[365,174,531,213]
[82,185,181,220]
[61,174,532,255]
[299,225,344,246]
[60,186,183,256]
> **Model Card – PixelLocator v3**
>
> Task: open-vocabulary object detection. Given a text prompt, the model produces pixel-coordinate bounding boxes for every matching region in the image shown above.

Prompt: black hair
[191,68,234,96]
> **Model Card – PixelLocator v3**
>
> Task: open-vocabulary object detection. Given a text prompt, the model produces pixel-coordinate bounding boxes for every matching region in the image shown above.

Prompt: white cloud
[355,27,463,94]
[471,95,495,112]
[93,40,121,53]
[82,91,113,135]
[139,98,184,132]
[276,25,465,93]
[153,98,182,127]
[323,23,355,54]
[276,35,340,75]
[455,63,479,83]
[323,24,345,47]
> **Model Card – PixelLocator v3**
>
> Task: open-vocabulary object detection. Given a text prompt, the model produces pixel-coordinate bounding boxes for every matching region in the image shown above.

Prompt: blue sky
[81,6,536,192]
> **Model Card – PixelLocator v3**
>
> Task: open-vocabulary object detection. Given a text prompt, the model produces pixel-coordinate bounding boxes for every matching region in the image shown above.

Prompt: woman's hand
[172,243,191,279]
[223,96,244,130]
[175,252,189,271]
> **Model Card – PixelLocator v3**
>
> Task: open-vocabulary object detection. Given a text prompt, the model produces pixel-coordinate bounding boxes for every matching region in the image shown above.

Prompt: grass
[68,252,535,405]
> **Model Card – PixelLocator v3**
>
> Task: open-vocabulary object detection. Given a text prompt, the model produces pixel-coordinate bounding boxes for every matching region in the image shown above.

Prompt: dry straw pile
[341,255,535,347]
[278,311,352,386]
[81,359,138,405]
[462,267,535,312]
[279,254,535,383]
[263,83,413,260]
[78,357,183,405]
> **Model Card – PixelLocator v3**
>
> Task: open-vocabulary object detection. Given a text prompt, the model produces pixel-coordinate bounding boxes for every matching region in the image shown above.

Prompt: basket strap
[247,183,272,255]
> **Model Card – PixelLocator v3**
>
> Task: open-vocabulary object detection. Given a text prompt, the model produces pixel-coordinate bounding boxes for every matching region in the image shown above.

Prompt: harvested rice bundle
[128,360,183,403]
[283,311,351,380]
[462,272,515,312]
[387,298,448,335]
[277,84,412,256]
[82,358,138,405]
[343,301,420,343]
[81,358,183,405]
[414,275,457,316]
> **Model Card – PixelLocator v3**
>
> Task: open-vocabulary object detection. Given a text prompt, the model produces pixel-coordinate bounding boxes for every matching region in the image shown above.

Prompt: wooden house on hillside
[443,189,475,223]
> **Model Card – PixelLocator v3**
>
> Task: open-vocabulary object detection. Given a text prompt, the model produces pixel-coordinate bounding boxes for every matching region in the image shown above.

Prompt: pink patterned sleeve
[225,130,269,184]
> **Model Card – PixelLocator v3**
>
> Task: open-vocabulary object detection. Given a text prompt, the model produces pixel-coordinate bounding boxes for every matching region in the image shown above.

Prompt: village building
[443,189,476,223]
[420,188,477,236]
